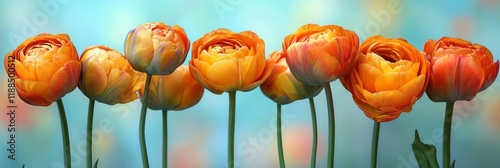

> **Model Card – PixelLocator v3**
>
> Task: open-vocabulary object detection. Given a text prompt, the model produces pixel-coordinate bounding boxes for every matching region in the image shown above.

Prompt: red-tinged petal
[286,42,340,85]
[480,61,499,91]
[427,55,484,102]
[423,39,438,55]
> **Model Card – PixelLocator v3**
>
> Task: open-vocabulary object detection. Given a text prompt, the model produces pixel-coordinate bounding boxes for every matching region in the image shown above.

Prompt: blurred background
[1,0,500,167]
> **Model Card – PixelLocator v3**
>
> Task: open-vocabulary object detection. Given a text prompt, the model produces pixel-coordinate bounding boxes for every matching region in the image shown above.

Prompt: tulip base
[57,99,71,168]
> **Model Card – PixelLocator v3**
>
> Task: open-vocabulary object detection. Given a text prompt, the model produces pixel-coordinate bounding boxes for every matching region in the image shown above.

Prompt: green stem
[140,74,152,168]
[371,121,380,168]
[443,102,455,168]
[56,99,71,168]
[277,104,285,168]
[162,110,168,168]
[228,91,236,168]
[309,98,317,168]
[324,83,335,168]
[87,99,95,168]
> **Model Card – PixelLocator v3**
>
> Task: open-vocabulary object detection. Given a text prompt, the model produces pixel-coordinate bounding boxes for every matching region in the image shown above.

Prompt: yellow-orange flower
[282,24,360,86]
[260,51,323,104]
[424,37,499,102]
[139,65,204,110]
[124,22,190,75]
[3,33,81,106]
[79,45,143,105]
[341,36,430,122]
[189,28,274,94]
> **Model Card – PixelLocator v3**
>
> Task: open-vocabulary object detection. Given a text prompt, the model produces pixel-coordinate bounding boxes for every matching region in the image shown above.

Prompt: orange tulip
[341,36,430,122]
[139,65,204,110]
[282,24,360,86]
[260,51,323,104]
[124,22,190,75]
[189,28,274,94]
[424,37,499,102]
[79,45,143,105]
[4,33,81,106]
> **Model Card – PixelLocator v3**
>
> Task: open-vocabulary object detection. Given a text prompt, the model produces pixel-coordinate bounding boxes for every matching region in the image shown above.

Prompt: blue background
[1,0,500,167]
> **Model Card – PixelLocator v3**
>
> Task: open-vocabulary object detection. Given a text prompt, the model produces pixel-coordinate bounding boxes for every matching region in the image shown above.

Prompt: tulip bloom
[4,33,81,106]
[79,45,143,105]
[424,37,499,102]
[124,22,190,75]
[260,51,323,104]
[189,28,274,94]
[139,65,204,110]
[282,24,360,86]
[341,35,430,122]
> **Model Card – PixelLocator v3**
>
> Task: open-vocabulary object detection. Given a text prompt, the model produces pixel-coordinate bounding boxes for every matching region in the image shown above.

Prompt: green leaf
[412,130,440,168]
[450,160,455,168]
[22,164,25,168]
[93,159,99,168]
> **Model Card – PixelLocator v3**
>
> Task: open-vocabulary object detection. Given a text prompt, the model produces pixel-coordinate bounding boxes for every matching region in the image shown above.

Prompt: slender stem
[140,74,152,168]
[443,102,455,168]
[87,99,95,168]
[277,104,285,168]
[162,110,168,168]
[309,98,317,168]
[57,99,71,168]
[228,91,236,168]
[324,83,335,168]
[371,121,380,168]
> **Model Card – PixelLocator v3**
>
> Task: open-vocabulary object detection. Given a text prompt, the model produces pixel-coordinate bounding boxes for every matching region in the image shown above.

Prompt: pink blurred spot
[0,99,36,129]
[485,95,500,134]
[170,144,209,168]
[478,0,499,7]
[279,124,326,167]
[453,15,474,38]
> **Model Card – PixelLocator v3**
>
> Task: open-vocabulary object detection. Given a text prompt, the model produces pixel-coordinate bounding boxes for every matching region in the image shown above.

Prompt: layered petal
[189,28,273,94]
[139,65,204,111]
[124,22,190,75]
[3,33,81,106]
[340,35,429,122]
[424,37,499,102]
[79,45,142,105]
[283,24,359,86]
[260,51,323,104]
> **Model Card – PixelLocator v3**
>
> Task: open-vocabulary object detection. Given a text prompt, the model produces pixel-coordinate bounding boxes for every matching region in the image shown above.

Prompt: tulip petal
[427,55,484,102]
[189,61,225,94]
[98,69,131,105]
[127,27,154,70]
[80,59,107,98]
[480,61,499,91]
[207,59,239,91]
[15,80,52,106]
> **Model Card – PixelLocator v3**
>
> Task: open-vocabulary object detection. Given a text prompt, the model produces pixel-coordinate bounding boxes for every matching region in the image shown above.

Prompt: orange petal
[80,59,107,98]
